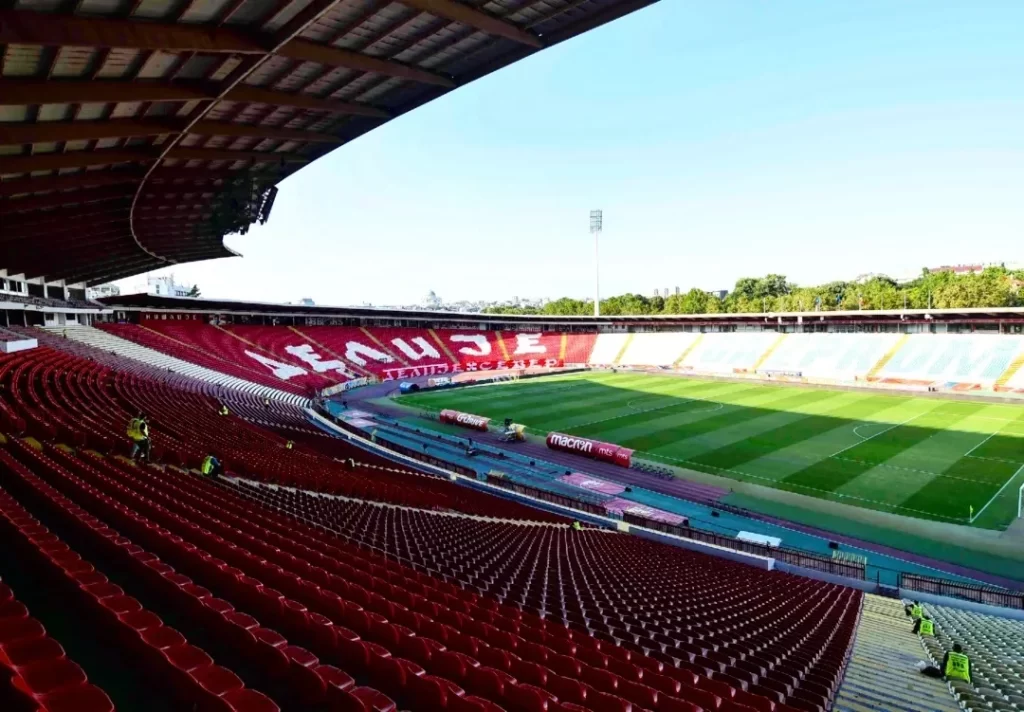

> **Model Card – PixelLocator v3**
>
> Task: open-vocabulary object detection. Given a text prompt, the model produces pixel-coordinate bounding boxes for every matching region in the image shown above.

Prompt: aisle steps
[834,595,960,712]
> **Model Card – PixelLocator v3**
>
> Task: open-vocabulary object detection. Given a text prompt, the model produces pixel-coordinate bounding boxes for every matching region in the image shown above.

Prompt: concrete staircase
[44,325,307,406]
[994,350,1024,390]
[865,333,910,381]
[834,595,960,712]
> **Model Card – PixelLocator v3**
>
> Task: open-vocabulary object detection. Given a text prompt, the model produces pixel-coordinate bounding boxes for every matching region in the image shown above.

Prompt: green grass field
[397,372,1024,530]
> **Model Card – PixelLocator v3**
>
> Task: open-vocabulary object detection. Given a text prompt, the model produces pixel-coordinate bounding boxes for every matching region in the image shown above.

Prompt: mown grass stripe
[690,394,913,472]
[499,379,714,424]
[616,388,838,451]
[643,391,870,463]
[534,380,751,430]
[571,383,772,440]
[779,402,987,494]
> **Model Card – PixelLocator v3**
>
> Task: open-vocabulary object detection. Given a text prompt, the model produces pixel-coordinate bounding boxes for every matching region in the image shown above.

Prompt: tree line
[483,266,1024,316]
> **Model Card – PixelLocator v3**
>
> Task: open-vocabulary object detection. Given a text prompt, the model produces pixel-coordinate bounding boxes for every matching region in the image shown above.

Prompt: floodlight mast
[590,210,603,317]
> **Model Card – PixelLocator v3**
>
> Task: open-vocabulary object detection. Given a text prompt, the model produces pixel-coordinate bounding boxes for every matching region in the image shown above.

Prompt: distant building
[147,275,193,297]
[928,264,985,276]
[653,288,660,298]
[294,298,315,306]
[87,283,121,300]
[707,289,728,300]
[674,286,680,295]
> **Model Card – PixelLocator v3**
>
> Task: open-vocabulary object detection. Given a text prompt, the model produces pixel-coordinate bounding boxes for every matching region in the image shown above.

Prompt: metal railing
[900,573,1023,610]
[622,513,866,579]
[486,477,608,516]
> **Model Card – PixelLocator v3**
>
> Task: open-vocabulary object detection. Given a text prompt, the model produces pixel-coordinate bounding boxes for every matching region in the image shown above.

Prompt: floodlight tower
[590,210,603,317]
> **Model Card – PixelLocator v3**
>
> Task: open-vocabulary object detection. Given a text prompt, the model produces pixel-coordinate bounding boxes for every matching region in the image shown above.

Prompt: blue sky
[118,1,1024,305]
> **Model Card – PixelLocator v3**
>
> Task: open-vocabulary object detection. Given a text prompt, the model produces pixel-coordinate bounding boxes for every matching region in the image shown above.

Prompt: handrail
[900,572,1023,609]
[621,513,866,580]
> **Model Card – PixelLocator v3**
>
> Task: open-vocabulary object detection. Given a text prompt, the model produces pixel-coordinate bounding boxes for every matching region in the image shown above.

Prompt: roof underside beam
[0,9,453,86]
[0,117,345,145]
[0,167,244,198]
[399,0,542,48]
[0,185,135,214]
[0,79,391,119]
[0,169,144,197]
[0,147,306,173]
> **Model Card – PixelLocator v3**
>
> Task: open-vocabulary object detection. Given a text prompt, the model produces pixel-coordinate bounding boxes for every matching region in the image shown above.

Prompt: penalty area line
[970,462,1024,525]
[829,412,926,458]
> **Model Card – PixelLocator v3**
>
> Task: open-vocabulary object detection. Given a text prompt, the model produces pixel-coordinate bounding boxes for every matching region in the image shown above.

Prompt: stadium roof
[0,0,656,286]
[100,293,1024,325]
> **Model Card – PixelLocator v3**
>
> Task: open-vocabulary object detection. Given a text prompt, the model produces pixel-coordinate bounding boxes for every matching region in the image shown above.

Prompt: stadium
[1,1,1023,712]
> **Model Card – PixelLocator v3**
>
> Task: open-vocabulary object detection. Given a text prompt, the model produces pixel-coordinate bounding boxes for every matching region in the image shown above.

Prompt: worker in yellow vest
[919,642,970,684]
[906,600,923,619]
[943,644,971,683]
[913,615,934,636]
[219,404,230,416]
[127,412,151,462]
[285,440,294,450]
[201,454,222,478]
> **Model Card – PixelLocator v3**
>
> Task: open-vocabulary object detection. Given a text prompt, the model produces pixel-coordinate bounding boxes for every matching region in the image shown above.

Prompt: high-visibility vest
[919,619,934,636]
[572,521,582,531]
[911,604,923,619]
[286,441,293,450]
[220,406,229,416]
[201,456,214,475]
[127,418,146,441]
[945,652,970,682]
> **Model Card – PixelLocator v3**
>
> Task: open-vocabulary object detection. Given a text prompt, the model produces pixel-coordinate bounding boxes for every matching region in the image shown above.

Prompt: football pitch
[397,371,1024,530]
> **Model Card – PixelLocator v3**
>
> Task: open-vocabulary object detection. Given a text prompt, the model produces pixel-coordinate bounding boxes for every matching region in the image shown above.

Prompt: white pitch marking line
[828,411,927,459]
[852,423,877,440]
[963,419,1009,458]
[971,463,1024,524]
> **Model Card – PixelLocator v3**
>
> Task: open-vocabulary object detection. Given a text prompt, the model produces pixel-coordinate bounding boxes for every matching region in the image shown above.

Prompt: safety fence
[901,573,1024,610]
[486,477,610,517]
[622,513,866,580]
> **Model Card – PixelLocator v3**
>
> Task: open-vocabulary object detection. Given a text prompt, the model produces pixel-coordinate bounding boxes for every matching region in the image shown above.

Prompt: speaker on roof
[828,541,839,550]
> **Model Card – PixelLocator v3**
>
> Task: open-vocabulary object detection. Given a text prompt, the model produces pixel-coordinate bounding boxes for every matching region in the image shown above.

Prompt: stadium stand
[587,334,631,366]
[54,322,1024,398]
[755,334,903,382]
[220,476,863,712]
[49,326,307,406]
[99,322,333,396]
[0,341,553,520]
[564,334,600,365]
[617,333,701,369]
[677,333,785,375]
[873,334,1024,391]
[924,603,1024,711]
[0,408,864,711]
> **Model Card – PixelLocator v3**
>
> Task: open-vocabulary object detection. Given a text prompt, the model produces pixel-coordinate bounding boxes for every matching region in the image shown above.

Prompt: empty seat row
[1,569,114,712]
[0,448,279,711]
